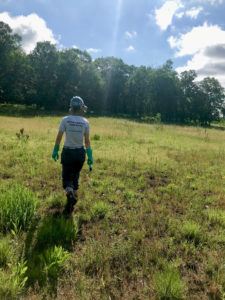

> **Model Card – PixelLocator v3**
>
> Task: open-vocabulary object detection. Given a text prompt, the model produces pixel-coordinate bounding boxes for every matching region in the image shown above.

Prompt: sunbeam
[111,0,123,56]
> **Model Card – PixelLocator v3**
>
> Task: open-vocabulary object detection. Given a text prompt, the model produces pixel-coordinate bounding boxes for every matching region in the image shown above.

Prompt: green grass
[0,236,13,268]
[91,201,111,220]
[0,261,28,299]
[206,209,225,227]
[0,184,38,232]
[1,115,225,298]
[180,221,202,245]
[154,264,186,300]
[34,215,79,250]
[39,246,70,283]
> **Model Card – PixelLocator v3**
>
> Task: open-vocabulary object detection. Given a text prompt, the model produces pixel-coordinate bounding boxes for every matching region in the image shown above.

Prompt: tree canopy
[0,21,224,125]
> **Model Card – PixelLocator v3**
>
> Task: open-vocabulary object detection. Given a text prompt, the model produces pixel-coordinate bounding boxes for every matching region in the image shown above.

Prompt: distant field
[1,115,225,299]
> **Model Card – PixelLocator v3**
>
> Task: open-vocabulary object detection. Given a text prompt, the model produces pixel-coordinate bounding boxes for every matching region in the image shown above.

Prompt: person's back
[52,96,93,215]
[60,115,89,149]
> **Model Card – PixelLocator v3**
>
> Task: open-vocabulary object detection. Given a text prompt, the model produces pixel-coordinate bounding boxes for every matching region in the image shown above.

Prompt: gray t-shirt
[59,115,89,148]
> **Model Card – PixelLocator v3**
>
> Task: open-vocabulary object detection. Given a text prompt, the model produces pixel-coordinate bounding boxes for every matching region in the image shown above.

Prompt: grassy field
[1,115,225,299]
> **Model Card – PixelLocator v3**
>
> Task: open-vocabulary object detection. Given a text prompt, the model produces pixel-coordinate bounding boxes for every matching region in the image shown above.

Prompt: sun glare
[111,0,123,55]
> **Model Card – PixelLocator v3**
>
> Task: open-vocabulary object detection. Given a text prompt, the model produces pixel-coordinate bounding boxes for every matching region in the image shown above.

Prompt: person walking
[52,96,93,214]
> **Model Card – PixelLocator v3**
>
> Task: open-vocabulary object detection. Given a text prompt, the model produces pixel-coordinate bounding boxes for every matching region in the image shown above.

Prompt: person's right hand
[52,145,59,161]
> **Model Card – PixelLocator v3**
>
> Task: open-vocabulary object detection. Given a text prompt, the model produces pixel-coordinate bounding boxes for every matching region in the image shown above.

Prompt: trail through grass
[1,116,225,299]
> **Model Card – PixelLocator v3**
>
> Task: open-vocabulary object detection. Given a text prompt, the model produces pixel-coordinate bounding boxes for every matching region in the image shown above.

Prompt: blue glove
[52,145,59,161]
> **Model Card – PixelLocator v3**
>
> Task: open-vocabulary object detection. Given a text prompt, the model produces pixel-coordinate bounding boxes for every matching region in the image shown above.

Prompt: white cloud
[86,48,102,54]
[176,11,185,18]
[155,0,183,30]
[169,23,225,86]
[176,50,225,87]
[125,45,135,52]
[176,6,203,19]
[185,7,203,18]
[155,0,221,29]
[125,30,137,39]
[0,12,57,53]
[168,22,225,57]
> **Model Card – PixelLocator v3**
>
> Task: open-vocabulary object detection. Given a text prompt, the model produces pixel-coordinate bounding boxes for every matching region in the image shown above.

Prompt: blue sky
[1,0,225,85]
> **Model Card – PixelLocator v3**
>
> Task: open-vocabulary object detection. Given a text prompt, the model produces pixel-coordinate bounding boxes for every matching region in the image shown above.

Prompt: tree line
[0,21,225,124]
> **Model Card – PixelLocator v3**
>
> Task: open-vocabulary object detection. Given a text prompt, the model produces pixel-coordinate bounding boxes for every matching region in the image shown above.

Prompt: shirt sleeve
[59,118,66,133]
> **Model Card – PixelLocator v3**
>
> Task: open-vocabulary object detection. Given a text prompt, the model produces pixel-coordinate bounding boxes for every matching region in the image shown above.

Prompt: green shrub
[181,221,202,245]
[93,134,100,141]
[0,261,28,299]
[40,246,69,281]
[141,113,162,125]
[154,265,186,300]
[91,201,111,220]
[16,128,29,142]
[0,184,37,232]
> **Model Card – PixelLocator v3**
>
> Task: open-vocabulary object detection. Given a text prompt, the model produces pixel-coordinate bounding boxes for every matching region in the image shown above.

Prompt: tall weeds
[0,184,37,232]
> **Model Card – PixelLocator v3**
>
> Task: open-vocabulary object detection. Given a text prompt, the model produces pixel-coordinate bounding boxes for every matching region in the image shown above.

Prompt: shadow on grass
[24,210,80,295]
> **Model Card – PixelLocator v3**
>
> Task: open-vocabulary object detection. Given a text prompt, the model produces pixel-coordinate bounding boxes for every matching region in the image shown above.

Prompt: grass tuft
[0,184,37,232]
[180,221,202,245]
[93,134,101,141]
[40,246,70,282]
[154,265,186,300]
[0,236,12,268]
[207,209,225,227]
[91,201,111,220]
[0,261,28,299]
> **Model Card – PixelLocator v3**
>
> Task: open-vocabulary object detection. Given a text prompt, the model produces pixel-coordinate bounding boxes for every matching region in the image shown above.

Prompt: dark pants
[61,147,85,191]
